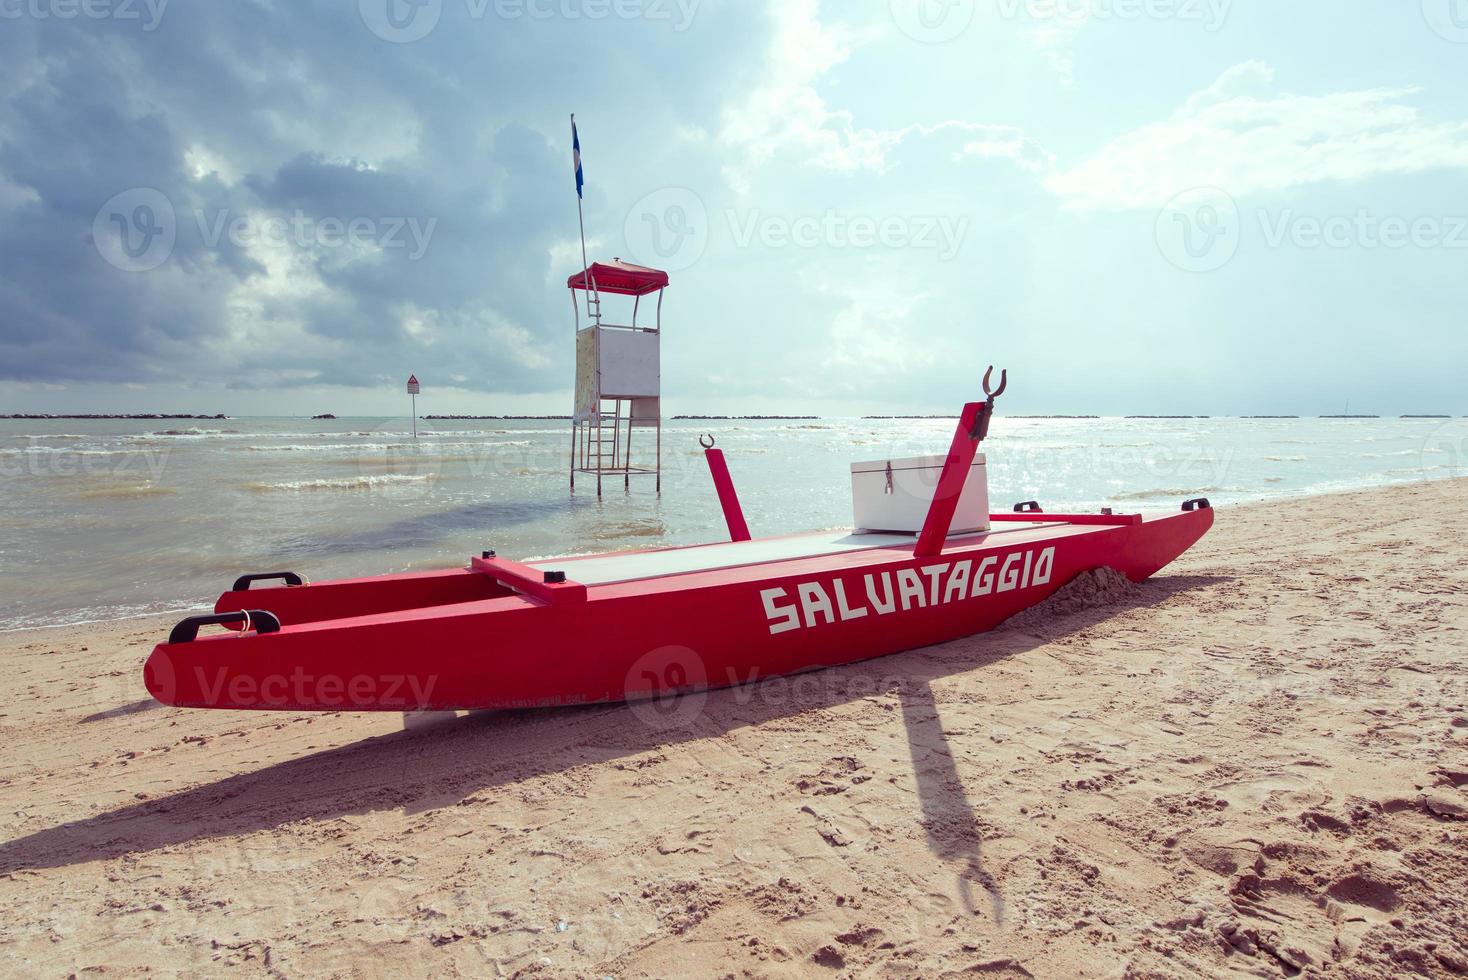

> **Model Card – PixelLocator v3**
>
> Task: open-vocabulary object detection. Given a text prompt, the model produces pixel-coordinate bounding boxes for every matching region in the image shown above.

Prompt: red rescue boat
[143,371,1212,712]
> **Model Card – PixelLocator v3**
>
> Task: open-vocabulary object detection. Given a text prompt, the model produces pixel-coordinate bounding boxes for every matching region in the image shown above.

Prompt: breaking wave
[1110,485,1224,501]
[75,484,178,499]
[246,474,439,492]
[125,428,240,440]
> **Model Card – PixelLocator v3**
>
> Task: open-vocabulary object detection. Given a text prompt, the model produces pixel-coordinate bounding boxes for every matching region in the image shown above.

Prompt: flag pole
[572,113,589,280]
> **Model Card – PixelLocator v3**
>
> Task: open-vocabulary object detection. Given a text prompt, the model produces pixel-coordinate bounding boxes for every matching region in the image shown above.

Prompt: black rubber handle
[230,571,305,592]
[168,610,282,644]
[1182,498,1212,511]
[1013,500,1044,513]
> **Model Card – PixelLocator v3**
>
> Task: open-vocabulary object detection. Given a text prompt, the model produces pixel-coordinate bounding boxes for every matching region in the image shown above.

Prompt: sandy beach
[1,480,1464,978]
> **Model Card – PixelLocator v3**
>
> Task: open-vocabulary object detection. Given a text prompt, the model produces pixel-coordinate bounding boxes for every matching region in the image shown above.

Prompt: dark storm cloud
[0,0,760,391]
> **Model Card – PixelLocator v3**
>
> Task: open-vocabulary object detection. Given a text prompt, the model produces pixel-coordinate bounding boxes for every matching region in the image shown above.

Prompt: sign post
[406,374,420,439]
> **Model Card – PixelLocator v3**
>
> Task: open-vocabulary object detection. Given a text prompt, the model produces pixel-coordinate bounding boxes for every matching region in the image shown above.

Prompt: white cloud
[718,1,1051,191]
[1028,3,1091,84]
[816,274,938,387]
[716,0,887,191]
[1047,61,1468,210]
[954,132,1056,174]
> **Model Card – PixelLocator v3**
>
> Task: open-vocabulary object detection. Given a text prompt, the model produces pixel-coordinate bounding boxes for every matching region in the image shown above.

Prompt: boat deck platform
[525,523,1062,587]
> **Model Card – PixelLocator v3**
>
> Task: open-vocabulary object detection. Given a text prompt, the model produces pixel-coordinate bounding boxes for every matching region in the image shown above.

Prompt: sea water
[1,415,1463,630]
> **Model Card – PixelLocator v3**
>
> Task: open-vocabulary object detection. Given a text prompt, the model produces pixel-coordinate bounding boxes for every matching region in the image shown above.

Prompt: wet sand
[1,480,1464,977]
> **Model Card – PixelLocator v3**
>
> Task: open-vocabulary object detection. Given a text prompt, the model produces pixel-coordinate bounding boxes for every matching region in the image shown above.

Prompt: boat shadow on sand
[0,573,1228,913]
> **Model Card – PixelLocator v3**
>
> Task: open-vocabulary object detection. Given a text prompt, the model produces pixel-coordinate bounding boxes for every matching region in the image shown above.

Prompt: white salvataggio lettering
[798,582,836,628]
[865,572,897,614]
[997,553,1023,593]
[763,546,1067,632]
[761,587,799,635]
[833,579,868,620]
[972,556,998,596]
[921,563,950,606]
[896,568,926,610]
[943,559,972,604]
[1032,547,1056,586]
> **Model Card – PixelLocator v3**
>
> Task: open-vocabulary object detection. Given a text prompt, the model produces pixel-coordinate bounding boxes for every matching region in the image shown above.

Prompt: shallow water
[1,415,1463,629]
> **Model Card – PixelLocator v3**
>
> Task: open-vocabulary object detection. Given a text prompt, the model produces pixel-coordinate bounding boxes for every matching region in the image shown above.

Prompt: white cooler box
[851,453,989,534]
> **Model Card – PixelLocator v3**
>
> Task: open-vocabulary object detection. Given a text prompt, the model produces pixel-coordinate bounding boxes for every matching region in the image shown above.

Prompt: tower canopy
[567,259,669,296]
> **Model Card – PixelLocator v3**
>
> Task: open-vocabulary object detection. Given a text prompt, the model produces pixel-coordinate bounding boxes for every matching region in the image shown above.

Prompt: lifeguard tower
[569,258,666,495]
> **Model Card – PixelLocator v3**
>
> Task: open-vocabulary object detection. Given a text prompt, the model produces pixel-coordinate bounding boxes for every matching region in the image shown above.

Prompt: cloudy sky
[1,0,1465,416]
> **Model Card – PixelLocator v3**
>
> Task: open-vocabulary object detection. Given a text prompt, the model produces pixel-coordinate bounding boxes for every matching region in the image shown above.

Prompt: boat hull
[143,508,1212,712]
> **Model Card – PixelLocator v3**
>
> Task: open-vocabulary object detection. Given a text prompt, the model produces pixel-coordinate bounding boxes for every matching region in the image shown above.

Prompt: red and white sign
[406,375,420,395]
